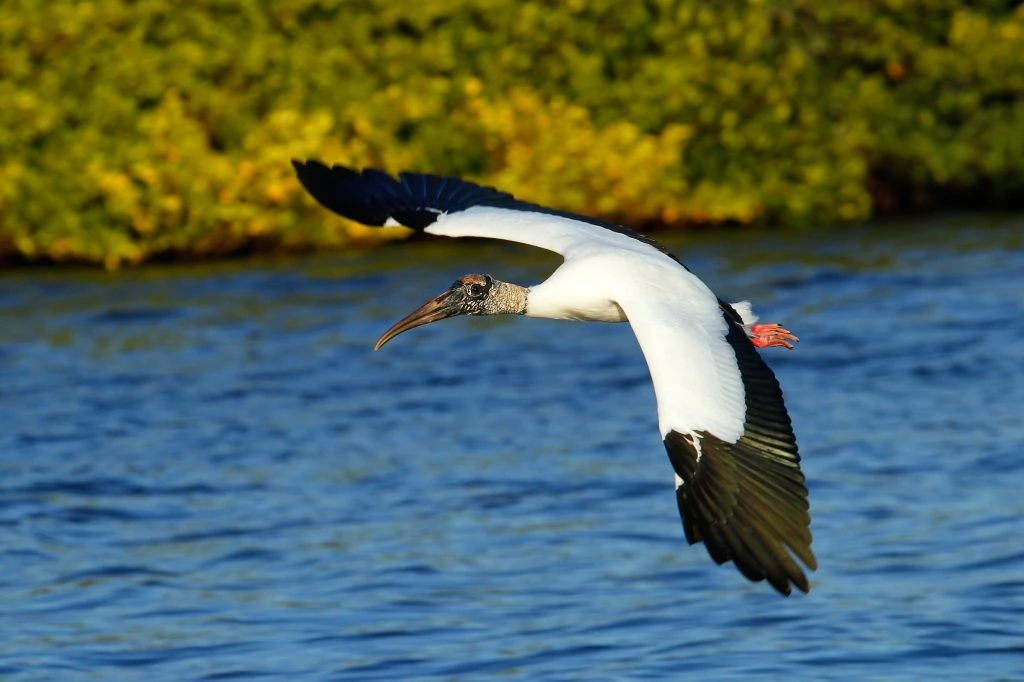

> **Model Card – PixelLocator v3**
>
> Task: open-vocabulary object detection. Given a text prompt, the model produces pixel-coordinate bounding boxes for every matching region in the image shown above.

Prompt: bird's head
[374,274,525,350]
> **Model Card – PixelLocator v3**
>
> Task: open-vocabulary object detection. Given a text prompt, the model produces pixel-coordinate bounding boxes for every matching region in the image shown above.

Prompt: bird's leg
[749,323,798,350]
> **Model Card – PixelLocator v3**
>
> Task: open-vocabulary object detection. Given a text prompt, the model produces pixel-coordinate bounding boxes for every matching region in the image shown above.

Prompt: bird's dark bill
[374,286,465,350]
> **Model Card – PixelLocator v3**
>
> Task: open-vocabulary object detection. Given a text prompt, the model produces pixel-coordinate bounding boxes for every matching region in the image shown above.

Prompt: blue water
[1,215,1022,680]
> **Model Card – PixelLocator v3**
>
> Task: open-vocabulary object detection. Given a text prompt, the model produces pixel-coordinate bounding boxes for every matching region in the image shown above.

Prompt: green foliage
[1,0,1022,266]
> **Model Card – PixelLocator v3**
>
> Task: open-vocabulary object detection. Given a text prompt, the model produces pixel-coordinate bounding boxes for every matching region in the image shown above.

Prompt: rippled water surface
[2,215,1023,680]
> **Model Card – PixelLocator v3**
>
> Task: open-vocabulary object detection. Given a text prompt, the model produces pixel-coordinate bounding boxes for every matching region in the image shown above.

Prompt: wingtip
[292,158,332,175]
[665,429,814,597]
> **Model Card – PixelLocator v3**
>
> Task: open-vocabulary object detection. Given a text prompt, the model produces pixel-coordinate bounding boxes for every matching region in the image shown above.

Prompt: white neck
[525,278,627,323]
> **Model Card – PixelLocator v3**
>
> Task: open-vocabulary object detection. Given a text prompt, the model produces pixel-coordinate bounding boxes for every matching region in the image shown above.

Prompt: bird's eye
[468,283,486,299]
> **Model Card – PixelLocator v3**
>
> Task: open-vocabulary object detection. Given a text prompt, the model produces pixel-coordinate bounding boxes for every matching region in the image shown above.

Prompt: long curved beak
[374,286,466,351]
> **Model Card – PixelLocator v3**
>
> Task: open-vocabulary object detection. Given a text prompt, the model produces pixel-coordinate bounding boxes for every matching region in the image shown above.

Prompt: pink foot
[749,323,799,350]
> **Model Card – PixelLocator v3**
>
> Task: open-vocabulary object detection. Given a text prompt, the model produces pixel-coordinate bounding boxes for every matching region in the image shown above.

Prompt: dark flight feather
[665,313,815,595]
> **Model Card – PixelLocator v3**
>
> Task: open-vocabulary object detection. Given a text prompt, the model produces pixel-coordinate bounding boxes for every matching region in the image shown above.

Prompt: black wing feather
[665,311,815,596]
[293,160,514,231]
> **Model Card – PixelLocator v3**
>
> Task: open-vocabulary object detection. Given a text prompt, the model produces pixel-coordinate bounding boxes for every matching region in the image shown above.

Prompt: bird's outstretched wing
[292,161,671,259]
[620,290,815,595]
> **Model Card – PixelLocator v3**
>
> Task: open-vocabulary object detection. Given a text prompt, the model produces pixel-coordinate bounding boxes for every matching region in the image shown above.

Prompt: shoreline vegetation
[2,1,1022,268]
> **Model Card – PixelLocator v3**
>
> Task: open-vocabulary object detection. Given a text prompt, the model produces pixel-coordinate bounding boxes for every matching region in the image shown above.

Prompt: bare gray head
[374,274,528,350]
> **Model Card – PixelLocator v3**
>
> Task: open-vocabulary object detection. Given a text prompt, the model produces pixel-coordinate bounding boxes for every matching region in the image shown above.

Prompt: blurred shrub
[1,0,1022,266]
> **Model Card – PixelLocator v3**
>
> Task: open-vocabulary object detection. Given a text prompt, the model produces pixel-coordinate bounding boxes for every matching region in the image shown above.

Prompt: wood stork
[293,160,815,595]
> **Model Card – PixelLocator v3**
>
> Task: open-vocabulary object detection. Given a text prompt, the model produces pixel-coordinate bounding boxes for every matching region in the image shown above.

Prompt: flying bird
[293,160,815,595]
